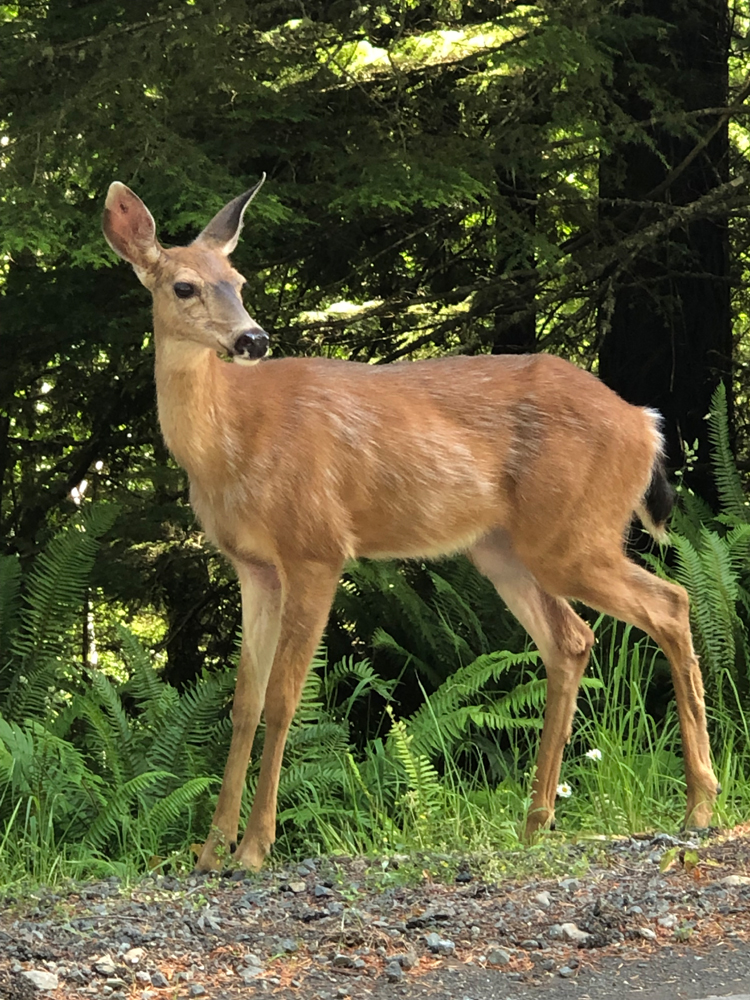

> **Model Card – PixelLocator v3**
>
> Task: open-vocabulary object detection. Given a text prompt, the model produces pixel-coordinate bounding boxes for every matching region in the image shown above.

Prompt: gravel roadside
[2,829,750,1000]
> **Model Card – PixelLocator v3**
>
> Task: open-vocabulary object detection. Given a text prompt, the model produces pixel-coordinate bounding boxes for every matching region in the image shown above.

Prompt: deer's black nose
[234,329,269,360]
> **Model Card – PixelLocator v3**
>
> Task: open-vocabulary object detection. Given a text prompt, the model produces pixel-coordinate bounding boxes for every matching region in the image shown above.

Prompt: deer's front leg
[196,559,282,871]
[233,559,343,871]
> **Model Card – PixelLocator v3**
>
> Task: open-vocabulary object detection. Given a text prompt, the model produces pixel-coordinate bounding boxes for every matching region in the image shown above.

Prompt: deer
[102,176,719,872]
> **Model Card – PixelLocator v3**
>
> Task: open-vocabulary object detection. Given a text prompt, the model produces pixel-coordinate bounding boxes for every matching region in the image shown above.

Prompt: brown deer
[102,177,718,871]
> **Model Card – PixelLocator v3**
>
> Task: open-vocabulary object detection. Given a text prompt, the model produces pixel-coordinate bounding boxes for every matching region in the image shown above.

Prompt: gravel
[2,831,750,998]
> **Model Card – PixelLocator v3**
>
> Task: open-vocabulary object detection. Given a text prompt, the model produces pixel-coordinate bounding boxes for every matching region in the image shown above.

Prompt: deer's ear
[102,182,162,274]
[194,174,265,256]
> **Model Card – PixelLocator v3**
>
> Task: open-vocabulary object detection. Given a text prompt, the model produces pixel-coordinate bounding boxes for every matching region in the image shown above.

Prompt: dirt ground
[3,828,750,1000]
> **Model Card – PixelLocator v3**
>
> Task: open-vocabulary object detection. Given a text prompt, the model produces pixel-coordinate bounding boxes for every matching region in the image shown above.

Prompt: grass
[1,619,750,890]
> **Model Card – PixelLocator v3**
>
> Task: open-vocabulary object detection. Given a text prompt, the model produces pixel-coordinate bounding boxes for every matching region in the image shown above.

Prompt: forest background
[2,0,750,879]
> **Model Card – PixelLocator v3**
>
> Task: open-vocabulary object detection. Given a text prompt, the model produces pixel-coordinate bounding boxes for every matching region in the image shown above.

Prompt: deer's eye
[174,281,196,299]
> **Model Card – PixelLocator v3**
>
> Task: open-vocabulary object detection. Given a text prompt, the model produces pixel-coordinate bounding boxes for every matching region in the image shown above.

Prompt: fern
[145,776,216,837]
[0,556,22,684]
[3,505,118,722]
[322,655,397,717]
[10,505,117,670]
[708,383,749,523]
[388,713,442,807]
[85,770,175,850]
[405,649,539,754]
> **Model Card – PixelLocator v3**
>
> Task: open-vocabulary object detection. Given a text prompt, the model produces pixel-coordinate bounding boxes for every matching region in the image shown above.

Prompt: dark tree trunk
[598,0,731,502]
[490,172,537,355]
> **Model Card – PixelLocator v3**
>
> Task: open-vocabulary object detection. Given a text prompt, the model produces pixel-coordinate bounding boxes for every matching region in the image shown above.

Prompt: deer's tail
[636,455,675,545]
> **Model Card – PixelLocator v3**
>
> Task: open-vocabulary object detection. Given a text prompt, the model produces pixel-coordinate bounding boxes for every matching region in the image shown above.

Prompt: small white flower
[556,783,572,799]
[18,675,28,685]
[585,748,603,761]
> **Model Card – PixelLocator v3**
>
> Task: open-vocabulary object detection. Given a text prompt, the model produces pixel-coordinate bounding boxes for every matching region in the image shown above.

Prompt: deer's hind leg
[569,556,718,829]
[469,532,595,839]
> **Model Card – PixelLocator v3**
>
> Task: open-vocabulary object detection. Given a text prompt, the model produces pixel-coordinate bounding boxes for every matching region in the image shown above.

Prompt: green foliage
[653,385,750,710]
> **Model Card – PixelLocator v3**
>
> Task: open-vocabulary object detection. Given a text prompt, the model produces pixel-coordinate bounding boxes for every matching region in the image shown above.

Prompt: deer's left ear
[194,174,266,255]
[102,182,162,276]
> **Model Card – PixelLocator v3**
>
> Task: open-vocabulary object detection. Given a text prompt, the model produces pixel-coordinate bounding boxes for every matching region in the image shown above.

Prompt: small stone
[520,939,539,950]
[288,881,307,894]
[559,966,576,978]
[437,938,455,956]
[332,954,355,968]
[385,961,404,983]
[658,914,678,929]
[242,953,262,967]
[279,938,298,953]
[239,967,263,984]
[392,952,418,970]
[93,956,117,977]
[561,923,592,945]
[21,971,58,992]
[124,948,145,966]
[487,948,510,966]
[188,987,206,997]
[314,884,334,898]
[150,971,169,988]
[636,927,657,941]
[547,924,564,940]
[135,971,151,984]
[534,891,551,909]
[721,874,750,886]
[559,879,580,892]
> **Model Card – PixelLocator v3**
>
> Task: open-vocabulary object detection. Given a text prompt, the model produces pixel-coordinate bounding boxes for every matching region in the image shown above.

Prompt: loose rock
[487,948,511,966]
[561,922,592,945]
[385,961,404,983]
[21,971,59,992]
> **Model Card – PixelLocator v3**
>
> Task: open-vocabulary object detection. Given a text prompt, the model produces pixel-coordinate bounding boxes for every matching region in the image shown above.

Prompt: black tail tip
[645,459,675,528]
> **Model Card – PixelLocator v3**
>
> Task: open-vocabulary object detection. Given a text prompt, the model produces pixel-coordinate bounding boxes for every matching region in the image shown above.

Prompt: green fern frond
[672,528,740,689]
[276,760,349,803]
[0,555,22,680]
[406,649,539,750]
[387,713,442,811]
[85,769,174,849]
[145,776,215,835]
[11,505,118,673]
[322,655,397,716]
[429,570,488,657]
[74,694,130,786]
[120,627,168,712]
[371,628,436,682]
[146,668,236,782]
[708,383,748,523]
[89,671,133,758]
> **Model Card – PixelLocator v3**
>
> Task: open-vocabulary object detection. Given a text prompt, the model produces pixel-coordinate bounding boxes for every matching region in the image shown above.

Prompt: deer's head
[102,177,268,364]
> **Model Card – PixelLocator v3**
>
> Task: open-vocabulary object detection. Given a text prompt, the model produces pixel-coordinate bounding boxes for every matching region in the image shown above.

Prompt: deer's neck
[153,334,232,482]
